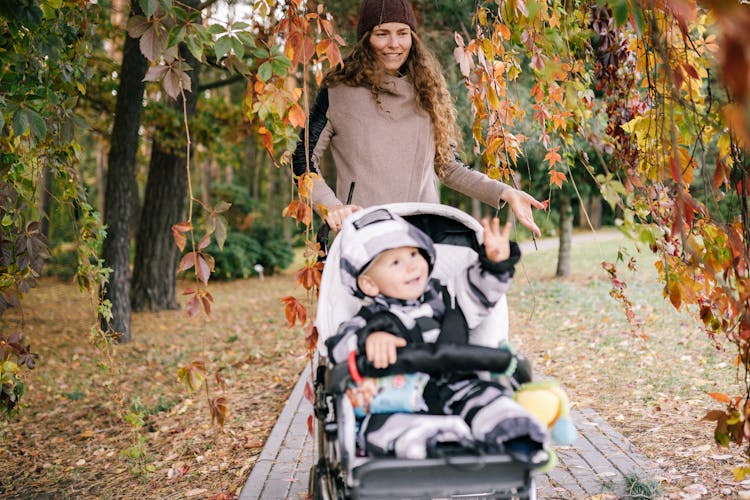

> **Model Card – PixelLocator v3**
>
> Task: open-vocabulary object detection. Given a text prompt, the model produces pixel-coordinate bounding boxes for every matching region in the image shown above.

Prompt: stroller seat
[310,203,551,500]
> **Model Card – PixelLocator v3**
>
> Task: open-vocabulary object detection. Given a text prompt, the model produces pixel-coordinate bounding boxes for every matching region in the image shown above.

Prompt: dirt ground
[1,235,748,499]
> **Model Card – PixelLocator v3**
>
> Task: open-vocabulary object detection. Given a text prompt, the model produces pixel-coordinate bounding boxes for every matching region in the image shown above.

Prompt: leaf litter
[0,275,308,499]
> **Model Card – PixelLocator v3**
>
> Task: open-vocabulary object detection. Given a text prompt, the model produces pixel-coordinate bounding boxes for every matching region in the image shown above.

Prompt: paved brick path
[240,365,662,499]
[241,230,658,499]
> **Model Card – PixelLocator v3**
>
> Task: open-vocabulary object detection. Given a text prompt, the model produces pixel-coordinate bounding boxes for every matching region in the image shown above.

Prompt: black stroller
[309,203,551,499]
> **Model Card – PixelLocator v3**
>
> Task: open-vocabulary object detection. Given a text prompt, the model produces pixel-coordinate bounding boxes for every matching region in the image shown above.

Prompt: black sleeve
[291,88,329,179]
[478,241,521,277]
[354,311,420,353]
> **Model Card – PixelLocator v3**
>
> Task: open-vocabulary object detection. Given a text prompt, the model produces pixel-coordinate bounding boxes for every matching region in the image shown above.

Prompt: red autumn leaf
[320,17,335,37]
[295,263,322,290]
[201,252,216,272]
[682,63,699,79]
[305,324,319,353]
[196,254,211,286]
[257,126,274,155]
[201,295,212,316]
[326,41,343,68]
[139,21,168,62]
[172,221,192,252]
[209,396,228,427]
[713,158,729,189]
[185,293,201,318]
[306,414,314,436]
[280,296,307,327]
[198,233,211,250]
[304,381,314,404]
[178,252,196,273]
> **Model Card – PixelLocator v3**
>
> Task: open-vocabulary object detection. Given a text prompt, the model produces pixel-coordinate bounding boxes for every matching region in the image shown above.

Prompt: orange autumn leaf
[708,392,732,404]
[287,102,306,128]
[549,169,567,188]
[295,262,323,290]
[544,147,562,168]
[282,199,313,226]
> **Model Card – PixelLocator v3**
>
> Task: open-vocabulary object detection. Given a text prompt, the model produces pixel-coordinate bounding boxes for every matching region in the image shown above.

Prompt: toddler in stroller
[311,203,553,499]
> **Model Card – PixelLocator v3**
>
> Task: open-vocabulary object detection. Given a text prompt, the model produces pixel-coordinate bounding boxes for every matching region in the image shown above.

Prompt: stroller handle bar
[329,343,521,394]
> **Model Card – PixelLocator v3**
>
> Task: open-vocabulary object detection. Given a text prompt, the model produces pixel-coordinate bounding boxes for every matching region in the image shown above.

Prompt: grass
[508,231,743,497]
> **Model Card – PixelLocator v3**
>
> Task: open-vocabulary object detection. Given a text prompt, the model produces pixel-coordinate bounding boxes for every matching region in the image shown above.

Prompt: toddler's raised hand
[481,217,512,262]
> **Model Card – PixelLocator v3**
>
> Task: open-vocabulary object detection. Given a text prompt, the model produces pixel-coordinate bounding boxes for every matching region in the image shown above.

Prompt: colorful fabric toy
[514,380,578,446]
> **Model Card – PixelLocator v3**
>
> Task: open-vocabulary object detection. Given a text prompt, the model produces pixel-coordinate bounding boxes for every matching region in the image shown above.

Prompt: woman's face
[368,22,412,75]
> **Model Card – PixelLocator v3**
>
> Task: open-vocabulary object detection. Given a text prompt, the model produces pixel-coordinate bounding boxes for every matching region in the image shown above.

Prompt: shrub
[206,231,262,280]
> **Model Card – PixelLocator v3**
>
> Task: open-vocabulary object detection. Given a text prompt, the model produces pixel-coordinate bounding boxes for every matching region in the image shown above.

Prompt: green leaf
[214,201,231,213]
[214,35,232,60]
[43,0,63,8]
[258,61,272,82]
[185,34,203,61]
[158,0,172,11]
[207,23,226,35]
[612,0,630,27]
[0,112,5,133]
[12,109,29,136]
[215,217,227,251]
[231,37,244,59]
[139,0,158,18]
[26,109,46,139]
[270,57,290,76]
[235,31,256,49]
[167,25,186,48]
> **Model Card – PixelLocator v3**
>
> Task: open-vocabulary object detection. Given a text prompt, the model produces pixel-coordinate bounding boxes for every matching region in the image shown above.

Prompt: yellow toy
[514,380,578,446]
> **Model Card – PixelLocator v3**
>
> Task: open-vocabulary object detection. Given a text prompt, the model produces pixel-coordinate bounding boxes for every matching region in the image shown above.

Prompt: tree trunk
[131,40,200,312]
[39,167,52,241]
[201,157,211,208]
[100,1,147,342]
[556,194,573,277]
[96,139,105,216]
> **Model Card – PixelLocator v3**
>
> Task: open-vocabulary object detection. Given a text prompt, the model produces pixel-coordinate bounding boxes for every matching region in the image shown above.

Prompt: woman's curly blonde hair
[323,31,461,178]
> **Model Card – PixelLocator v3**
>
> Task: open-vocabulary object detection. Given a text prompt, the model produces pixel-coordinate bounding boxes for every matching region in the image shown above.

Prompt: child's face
[357,246,429,300]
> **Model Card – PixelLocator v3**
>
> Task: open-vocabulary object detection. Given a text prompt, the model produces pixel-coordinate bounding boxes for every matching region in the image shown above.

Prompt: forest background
[2,0,750,497]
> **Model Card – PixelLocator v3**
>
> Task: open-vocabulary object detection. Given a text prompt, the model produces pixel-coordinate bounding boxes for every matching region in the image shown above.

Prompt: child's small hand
[481,217,512,262]
[365,332,407,369]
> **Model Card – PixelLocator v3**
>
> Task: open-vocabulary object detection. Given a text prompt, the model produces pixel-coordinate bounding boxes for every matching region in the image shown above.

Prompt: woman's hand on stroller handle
[365,332,407,369]
[324,204,362,232]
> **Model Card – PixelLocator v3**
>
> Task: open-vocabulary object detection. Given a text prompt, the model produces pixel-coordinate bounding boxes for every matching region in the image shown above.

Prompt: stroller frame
[309,203,547,500]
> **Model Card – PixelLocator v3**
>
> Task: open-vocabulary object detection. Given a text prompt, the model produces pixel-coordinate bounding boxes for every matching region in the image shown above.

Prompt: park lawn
[509,230,743,498]
[0,230,745,499]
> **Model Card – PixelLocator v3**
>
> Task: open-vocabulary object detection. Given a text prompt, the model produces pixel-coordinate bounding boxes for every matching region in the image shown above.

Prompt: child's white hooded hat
[338,207,435,296]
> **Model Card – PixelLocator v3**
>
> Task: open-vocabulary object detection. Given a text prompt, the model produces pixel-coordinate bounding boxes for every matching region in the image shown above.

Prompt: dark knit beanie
[356,0,417,40]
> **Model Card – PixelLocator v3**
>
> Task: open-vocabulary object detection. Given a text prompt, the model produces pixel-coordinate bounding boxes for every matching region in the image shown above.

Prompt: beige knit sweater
[297,75,510,209]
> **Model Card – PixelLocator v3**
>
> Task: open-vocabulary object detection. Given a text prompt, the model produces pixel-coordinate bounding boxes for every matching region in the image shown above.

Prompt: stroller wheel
[309,461,330,500]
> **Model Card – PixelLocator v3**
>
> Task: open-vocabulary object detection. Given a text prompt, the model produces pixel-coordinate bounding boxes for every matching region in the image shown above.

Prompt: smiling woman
[291,0,545,235]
